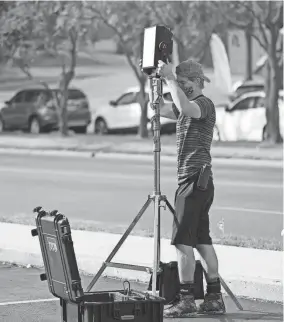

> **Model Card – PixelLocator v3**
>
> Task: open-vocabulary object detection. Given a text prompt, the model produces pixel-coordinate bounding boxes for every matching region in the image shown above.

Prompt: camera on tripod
[141,25,173,75]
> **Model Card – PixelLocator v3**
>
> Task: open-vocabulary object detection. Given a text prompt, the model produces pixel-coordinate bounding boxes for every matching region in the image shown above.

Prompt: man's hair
[195,77,204,90]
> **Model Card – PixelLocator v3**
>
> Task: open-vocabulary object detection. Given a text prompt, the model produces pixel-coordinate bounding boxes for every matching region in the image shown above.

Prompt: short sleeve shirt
[172,95,216,185]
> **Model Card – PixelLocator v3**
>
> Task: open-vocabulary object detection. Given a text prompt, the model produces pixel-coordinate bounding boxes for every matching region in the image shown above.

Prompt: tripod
[86,75,243,311]
[86,75,170,295]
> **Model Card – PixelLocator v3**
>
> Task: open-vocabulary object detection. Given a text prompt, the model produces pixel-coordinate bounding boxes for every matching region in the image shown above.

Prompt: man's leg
[196,244,219,281]
[196,178,225,314]
[164,179,200,318]
[176,244,196,283]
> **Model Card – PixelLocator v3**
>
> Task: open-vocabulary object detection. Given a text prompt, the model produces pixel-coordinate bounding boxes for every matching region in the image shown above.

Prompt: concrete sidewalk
[0,263,282,322]
[0,135,282,161]
[0,222,282,303]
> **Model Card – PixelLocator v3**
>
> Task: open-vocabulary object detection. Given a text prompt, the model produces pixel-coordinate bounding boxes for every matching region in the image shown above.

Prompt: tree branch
[148,2,184,49]
[250,31,268,52]
[274,3,283,28]
[68,27,77,75]
[88,5,142,82]
[241,2,269,47]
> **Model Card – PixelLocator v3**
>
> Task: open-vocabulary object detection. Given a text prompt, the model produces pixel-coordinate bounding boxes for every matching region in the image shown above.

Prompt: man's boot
[198,278,226,314]
[163,283,197,318]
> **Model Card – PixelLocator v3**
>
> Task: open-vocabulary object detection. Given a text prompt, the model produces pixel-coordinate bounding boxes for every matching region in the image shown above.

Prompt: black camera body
[141,25,173,75]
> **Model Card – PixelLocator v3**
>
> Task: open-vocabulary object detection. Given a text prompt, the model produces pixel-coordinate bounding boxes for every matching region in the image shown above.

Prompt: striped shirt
[172,95,215,185]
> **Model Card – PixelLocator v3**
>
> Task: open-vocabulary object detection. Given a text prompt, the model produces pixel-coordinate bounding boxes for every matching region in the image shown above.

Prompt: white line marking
[0,298,58,306]
[0,166,282,189]
[214,206,283,215]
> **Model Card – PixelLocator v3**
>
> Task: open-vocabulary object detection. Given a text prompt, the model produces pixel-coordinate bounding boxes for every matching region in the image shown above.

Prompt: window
[12,91,26,103]
[25,90,41,103]
[116,92,137,105]
[255,97,265,108]
[232,97,256,111]
[67,89,86,100]
[163,92,173,102]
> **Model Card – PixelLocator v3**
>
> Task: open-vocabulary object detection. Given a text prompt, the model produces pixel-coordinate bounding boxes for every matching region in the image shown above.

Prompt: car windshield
[44,89,85,100]
[235,85,264,97]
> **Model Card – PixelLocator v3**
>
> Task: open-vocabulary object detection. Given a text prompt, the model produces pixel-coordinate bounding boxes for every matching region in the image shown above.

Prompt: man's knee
[176,244,194,254]
[175,244,196,267]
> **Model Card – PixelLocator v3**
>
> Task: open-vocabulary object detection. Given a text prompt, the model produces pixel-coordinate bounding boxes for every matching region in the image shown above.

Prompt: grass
[0,213,281,251]
[0,40,130,94]
[1,132,282,155]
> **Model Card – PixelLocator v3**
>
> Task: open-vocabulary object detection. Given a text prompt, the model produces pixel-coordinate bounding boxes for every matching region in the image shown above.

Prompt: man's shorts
[171,175,214,247]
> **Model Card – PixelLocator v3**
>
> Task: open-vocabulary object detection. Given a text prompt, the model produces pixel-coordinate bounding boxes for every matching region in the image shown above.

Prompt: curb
[0,222,282,303]
[0,148,282,168]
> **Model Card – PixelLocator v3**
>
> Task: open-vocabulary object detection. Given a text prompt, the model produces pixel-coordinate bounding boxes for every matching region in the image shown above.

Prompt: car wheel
[73,126,87,134]
[0,117,4,133]
[95,119,108,135]
[29,117,41,134]
[213,125,221,141]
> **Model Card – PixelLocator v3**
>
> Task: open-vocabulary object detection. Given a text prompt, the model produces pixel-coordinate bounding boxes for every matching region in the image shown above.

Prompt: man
[155,59,226,317]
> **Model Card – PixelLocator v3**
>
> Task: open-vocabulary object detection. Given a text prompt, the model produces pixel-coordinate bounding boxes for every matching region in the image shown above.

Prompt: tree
[217,1,283,144]
[86,1,152,138]
[0,1,97,136]
[150,1,223,64]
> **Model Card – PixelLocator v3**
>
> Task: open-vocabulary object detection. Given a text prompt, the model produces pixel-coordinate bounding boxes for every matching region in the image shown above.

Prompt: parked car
[215,90,284,141]
[93,86,176,135]
[0,87,91,134]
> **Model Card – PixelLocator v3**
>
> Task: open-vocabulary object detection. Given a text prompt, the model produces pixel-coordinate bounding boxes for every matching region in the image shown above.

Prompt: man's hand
[157,60,175,80]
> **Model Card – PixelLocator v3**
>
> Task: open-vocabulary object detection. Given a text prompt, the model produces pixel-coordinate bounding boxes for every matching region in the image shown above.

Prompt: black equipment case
[31,207,164,322]
[31,207,84,302]
[148,260,204,304]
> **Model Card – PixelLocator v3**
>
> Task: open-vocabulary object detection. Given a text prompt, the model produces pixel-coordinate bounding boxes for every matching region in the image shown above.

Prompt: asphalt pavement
[0,153,282,244]
[0,263,282,322]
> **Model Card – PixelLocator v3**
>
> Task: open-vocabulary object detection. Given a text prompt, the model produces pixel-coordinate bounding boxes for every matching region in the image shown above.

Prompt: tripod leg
[219,275,243,311]
[165,198,179,226]
[152,196,161,296]
[86,197,152,292]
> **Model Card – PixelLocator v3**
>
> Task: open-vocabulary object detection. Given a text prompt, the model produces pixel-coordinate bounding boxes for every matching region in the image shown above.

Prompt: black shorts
[171,175,214,247]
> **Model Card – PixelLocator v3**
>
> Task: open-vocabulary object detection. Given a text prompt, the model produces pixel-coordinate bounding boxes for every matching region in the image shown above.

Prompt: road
[0,153,282,244]
[0,263,282,322]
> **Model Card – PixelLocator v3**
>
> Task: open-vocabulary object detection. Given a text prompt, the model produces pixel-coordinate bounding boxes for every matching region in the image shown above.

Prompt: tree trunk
[59,96,68,136]
[58,70,74,137]
[138,78,148,138]
[139,99,149,138]
[245,27,253,81]
[177,42,188,63]
[264,28,282,144]
[265,62,282,143]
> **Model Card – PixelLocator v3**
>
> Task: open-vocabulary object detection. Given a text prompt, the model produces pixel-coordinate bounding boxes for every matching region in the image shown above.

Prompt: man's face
[176,75,199,98]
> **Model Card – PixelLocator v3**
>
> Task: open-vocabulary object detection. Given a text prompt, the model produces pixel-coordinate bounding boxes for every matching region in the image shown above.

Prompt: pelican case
[31,207,84,303]
[148,260,204,304]
[31,207,165,322]
[60,290,164,322]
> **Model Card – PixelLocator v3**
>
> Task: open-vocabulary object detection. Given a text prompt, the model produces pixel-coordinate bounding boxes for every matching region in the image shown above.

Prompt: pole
[149,75,163,296]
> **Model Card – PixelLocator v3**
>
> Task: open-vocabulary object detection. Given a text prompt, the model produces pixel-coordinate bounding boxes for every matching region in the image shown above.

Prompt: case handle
[120,316,135,320]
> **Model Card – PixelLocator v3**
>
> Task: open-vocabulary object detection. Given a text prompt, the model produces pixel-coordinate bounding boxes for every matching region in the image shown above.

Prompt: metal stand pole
[149,75,163,296]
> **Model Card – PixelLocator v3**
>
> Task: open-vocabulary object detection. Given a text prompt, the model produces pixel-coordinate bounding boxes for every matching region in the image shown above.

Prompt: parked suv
[0,87,91,134]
